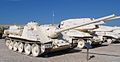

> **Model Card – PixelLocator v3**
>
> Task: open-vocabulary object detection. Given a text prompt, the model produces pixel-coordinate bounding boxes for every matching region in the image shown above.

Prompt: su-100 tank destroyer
[4,14,119,57]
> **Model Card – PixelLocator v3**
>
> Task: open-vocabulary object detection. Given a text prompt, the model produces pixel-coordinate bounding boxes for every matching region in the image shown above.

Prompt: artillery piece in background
[4,14,119,57]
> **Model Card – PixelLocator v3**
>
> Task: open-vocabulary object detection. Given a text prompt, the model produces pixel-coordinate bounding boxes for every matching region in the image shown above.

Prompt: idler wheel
[24,43,31,55]
[18,42,24,53]
[32,44,40,57]
[13,41,18,51]
[5,40,10,47]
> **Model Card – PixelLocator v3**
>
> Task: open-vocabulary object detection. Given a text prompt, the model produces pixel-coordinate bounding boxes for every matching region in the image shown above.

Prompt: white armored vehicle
[4,14,119,56]
[93,25,120,45]
[59,18,103,48]
[60,14,120,47]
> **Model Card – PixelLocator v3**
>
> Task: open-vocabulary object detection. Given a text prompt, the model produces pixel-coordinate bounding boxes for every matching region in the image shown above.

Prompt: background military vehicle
[0,25,9,39]
[0,26,4,39]
[59,18,103,48]
[59,15,120,47]
[4,14,119,57]
[93,25,120,45]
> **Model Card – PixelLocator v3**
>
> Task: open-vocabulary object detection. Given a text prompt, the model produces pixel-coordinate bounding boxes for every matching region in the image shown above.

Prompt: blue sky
[0,0,120,26]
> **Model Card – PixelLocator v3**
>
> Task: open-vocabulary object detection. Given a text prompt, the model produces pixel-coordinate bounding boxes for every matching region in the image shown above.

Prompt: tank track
[5,37,79,57]
[5,37,51,57]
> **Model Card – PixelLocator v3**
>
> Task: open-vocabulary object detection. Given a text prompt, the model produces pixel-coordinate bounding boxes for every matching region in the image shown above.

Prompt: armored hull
[4,22,79,57]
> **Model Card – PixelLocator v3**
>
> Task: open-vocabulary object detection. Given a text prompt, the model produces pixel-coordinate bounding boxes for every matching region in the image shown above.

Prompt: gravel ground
[0,39,120,62]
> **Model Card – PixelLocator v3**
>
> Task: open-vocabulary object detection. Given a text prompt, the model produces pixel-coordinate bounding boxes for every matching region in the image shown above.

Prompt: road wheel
[18,42,24,53]
[32,44,40,57]
[13,41,18,51]
[77,39,85,49]
[8,40,14,50]
[24,43,31,55]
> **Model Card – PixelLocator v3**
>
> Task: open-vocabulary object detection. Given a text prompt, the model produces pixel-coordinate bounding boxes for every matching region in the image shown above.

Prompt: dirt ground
[0,39,120,62]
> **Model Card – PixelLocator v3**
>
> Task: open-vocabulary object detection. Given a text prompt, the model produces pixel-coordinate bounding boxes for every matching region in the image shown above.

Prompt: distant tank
[0,25,9,39]
[4,14,119,57]
[93,25,120,45]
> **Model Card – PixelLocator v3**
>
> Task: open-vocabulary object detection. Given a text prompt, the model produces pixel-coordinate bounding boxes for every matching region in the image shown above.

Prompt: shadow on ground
[39,48,81,58]
[81,52,120,58]
[89,41,120,49]
[39,42,120,58]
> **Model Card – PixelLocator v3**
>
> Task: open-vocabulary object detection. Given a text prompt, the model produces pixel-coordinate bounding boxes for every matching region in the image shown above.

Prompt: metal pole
[87,48,89,61]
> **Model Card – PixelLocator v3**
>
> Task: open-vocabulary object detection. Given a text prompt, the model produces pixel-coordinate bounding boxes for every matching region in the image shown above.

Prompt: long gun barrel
[106,16,120,21]
[55,14,120,33]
